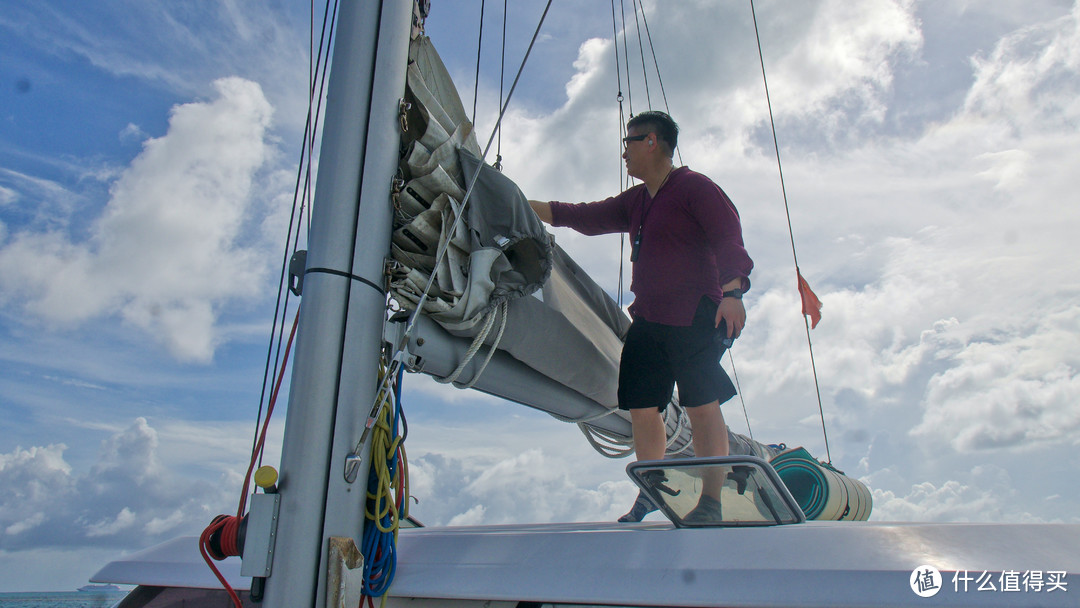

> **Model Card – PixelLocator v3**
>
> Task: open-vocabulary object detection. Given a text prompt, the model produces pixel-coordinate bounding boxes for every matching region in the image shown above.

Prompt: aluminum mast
[260,1,412,606]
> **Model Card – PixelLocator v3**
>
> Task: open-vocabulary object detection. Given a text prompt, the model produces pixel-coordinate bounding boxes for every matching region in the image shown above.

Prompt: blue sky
[2,0,1080,592]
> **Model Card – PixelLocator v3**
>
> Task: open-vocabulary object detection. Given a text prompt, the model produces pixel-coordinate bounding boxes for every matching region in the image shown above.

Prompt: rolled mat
[770,447,872,521]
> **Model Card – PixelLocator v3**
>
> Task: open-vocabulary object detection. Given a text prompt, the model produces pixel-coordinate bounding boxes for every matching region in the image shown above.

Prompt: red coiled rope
[199,515,243,606]
[198,309,300,607]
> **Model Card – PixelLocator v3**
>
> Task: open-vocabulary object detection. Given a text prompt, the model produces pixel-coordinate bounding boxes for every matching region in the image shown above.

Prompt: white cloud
[872,479,1004,522]
[144,508,188,536]
[407,448,634,526]
[0,418,235,551]
[913,307,1080,452]
[86,507,136,537]
[0,77,277,362]
[963,2,1080,129]
[5,513,44,536]
[447,504,486,526]
[119,123,149,144]
[0,444,75,539]
[768,0,922,131]
[0,185,16,206]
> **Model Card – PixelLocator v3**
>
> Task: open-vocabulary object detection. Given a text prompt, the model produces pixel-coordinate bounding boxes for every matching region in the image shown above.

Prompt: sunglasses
[622,134,649,144]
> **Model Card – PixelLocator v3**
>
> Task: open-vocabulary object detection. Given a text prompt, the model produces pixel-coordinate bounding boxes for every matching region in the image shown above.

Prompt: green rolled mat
[770,447,872,521]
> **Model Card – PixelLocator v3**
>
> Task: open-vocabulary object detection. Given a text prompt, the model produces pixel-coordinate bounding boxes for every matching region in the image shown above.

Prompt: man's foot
[618,491,658,522]
[683,494,723,524]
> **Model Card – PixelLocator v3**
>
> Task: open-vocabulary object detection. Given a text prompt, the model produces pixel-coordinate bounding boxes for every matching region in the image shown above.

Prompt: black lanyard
[631,195,656,262]
[631,167,673,261]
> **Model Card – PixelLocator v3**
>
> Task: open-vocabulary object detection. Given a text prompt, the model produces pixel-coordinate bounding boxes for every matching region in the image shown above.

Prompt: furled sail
[387,36,693,454]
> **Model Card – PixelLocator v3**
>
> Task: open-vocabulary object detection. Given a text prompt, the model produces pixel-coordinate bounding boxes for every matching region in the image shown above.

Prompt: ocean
[0,591,128,608]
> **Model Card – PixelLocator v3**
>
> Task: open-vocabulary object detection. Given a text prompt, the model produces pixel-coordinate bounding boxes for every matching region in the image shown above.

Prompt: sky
[1,0,1079,593]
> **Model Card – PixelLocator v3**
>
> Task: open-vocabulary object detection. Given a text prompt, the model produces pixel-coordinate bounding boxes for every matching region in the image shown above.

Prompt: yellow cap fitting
[254,465,279,490]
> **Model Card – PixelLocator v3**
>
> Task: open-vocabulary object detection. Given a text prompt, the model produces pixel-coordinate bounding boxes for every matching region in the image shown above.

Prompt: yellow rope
[365,367,410,534]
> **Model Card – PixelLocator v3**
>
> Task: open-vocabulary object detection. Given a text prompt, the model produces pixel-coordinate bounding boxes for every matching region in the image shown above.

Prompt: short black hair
[627,111,678,157]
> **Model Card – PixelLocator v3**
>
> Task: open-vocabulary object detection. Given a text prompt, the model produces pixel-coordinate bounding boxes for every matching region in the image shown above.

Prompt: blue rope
[361,367,406,598]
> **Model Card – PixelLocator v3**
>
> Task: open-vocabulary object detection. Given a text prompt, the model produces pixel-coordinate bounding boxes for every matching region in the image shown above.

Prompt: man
[528,111,752,522]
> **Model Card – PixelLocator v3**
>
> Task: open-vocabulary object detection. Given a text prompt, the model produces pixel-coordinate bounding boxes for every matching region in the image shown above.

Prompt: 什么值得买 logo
[910,565,943,597]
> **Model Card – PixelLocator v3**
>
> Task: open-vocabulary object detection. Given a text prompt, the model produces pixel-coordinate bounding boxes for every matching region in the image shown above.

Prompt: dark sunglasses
[622,134,649,144]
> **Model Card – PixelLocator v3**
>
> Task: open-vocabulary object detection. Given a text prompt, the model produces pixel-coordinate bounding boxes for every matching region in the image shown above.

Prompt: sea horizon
[0,589,128,608]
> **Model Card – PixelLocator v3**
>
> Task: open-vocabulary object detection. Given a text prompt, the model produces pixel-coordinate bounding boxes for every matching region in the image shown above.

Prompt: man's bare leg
[618,406,667,522]
[686,401,729,500]
[630,406,666,461]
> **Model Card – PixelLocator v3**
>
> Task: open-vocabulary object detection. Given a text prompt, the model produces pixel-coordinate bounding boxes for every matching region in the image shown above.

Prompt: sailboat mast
[260,1,413,606]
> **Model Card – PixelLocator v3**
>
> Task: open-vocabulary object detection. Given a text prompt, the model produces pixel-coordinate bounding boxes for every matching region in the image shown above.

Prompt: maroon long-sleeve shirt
[549,166,752,326]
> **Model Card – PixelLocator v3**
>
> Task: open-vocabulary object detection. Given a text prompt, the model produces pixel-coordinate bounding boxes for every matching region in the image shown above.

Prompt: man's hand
[528,199,553,224]
[716,297,745,339]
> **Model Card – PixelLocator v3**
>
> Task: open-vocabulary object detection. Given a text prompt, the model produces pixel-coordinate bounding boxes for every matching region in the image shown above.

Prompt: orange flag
[797,271,822,329]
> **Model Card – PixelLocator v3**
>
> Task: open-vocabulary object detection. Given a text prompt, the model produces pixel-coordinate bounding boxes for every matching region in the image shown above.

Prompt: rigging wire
[471,0,485,125]
[251,0,336,463]
[636,3,682,167]
[727,349,753,440]
[610,0,627,307]
[630,0,652,109]
[749,0,831,463]
[618,0,634,116]
[495,0,507,170]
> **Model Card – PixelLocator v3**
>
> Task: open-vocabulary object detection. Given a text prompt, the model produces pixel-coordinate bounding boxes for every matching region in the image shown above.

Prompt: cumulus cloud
[0,418,234,551]
[408,448,633,526]
[913,307,1080,452]
[872,479,1006,522]
[963,2,1080,130]
[0,77,277,362]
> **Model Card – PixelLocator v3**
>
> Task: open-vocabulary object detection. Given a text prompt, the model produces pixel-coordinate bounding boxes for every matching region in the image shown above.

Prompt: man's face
[622,127,651,180]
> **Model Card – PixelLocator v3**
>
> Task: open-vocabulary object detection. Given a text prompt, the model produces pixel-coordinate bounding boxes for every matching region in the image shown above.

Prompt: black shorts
[617,296,737,411]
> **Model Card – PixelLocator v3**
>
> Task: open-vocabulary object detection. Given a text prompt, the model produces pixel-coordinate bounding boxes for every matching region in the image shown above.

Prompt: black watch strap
[722,289,743,300]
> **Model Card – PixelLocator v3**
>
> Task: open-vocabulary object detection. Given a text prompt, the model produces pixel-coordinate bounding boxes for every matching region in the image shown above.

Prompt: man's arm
[531,194,635,235]
[528,199,553,224]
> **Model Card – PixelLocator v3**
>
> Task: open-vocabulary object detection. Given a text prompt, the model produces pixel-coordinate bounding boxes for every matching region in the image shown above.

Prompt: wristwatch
[722,289,743,300]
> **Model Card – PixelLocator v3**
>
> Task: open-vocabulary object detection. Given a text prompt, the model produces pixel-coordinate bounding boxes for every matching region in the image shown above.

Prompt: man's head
[626,111,678,158]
